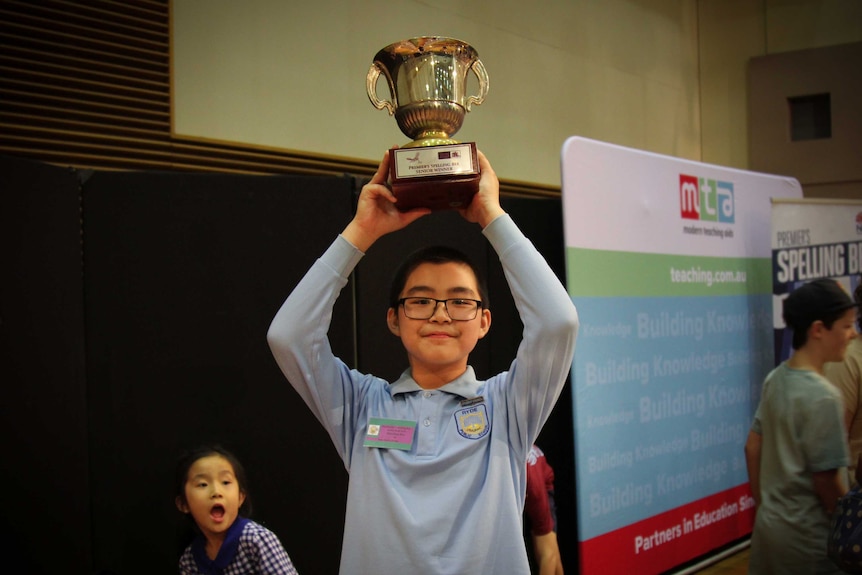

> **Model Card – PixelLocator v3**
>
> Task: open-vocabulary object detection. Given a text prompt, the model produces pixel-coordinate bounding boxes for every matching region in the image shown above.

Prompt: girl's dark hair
[388,245,489,310]
[174,444,252,517]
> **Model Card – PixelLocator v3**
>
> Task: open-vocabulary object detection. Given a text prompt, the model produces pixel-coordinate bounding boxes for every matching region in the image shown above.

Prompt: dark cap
[783,278,859,331]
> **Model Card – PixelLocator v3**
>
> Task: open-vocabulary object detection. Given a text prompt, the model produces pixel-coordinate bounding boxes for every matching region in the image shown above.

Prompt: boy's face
[387,261,491,385]
[176,455,246,543]
[822,307,858,363]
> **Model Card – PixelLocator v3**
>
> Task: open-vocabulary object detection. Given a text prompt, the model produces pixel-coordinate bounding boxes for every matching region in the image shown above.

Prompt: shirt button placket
[417,390,435,455]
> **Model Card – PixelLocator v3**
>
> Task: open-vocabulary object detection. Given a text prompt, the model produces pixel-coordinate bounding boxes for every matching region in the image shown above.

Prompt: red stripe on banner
[579,484,755,575]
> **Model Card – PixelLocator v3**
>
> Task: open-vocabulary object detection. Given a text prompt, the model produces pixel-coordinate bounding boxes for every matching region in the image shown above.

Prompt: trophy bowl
[367,37,488,148]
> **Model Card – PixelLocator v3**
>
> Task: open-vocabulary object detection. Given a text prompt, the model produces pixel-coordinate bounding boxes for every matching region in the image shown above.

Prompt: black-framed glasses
[398,297,483,321]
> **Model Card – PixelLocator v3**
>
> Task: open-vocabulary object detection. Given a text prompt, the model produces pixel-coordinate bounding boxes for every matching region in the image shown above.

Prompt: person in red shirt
[524,445,564,575]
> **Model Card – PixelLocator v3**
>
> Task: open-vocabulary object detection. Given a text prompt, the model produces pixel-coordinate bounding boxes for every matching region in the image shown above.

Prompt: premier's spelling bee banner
[772,199,862,363]
[561,137,802,574]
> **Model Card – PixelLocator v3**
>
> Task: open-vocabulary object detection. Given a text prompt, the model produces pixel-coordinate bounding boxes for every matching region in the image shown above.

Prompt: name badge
[460,395,485,407]
[364,417,417,450]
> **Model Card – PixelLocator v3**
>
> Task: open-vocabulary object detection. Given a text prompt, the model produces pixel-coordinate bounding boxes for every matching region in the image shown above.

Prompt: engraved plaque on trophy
[367,37,489,211]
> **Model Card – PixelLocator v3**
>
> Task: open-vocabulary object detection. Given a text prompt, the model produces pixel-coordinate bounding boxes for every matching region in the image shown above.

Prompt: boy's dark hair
[174,444,252,517]
[783,278,859,350]
[388,245,490,310]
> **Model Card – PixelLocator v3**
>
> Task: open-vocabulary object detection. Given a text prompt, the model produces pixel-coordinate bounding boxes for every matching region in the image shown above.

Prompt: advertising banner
[771,199,862,362]
[561,137,803,574]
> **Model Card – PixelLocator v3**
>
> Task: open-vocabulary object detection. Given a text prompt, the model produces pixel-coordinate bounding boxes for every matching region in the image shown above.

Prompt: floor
[696,547,749,574]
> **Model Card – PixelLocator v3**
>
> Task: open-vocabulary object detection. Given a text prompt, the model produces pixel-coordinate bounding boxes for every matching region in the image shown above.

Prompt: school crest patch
[455,404,489,439]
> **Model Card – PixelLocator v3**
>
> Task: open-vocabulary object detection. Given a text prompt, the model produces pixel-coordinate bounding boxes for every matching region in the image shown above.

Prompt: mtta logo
[679,174,735,224]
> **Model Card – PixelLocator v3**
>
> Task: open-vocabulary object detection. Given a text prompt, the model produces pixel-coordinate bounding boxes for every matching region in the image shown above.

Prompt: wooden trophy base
[389,142,480,211]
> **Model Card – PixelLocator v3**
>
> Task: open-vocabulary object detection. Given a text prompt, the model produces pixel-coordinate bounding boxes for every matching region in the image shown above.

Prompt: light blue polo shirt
[268,214,579,574]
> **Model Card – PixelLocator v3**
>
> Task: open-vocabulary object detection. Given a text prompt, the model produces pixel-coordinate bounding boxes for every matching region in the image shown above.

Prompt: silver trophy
[367,36,489,148]
[366,37,489,210]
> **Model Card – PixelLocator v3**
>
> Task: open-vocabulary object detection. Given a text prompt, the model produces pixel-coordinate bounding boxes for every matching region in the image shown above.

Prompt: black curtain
[0,156,576,574]
[0,156,90,574]
[81,170,355,574]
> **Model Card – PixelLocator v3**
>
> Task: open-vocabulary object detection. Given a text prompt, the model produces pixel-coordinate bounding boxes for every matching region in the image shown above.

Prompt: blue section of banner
[572,293,774,540]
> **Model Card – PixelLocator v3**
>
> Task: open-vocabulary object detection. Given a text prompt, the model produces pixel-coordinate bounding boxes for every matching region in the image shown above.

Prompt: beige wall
[748,41,862,199]
[172,0,862,187]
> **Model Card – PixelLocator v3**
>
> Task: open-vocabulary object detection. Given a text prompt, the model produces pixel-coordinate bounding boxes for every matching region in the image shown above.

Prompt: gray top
[749,362,849,574]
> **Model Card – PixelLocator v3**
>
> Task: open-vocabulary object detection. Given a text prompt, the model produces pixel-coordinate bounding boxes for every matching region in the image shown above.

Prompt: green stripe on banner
[566,248,772,297]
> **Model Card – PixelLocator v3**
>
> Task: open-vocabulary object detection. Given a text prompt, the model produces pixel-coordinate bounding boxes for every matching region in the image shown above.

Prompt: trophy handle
[465,58,489,112]
[366,63,396,116]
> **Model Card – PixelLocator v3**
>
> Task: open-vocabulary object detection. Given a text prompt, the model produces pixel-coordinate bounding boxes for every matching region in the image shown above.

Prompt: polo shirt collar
[390,366,481,399]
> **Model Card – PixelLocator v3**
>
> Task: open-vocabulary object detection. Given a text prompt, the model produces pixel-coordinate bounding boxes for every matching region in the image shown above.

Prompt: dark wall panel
[0,156,90,574]
[82,171,355,574]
